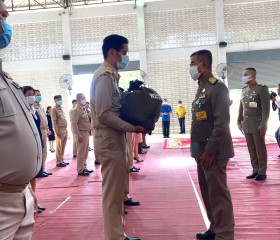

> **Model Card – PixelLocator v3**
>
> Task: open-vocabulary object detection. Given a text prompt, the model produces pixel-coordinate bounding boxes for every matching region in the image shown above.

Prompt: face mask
[189,62,204,81]
[80,99,87,106]
[242,75,252,84]
[56,100,63,106]
[0,21,12,49]
[178,104,182,107]
[117,54,129,70]
[26,96,35,105]
[35,96,42,102]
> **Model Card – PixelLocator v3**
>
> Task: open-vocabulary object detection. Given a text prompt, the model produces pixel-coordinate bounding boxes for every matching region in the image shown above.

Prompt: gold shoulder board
[105,67,113,74]
[208,77,218,85]
[258,84,265,87]
[3,71,13,80]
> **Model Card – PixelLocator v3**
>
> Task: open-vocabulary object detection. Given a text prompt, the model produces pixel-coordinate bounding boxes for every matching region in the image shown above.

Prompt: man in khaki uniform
[70,99,78,158]
[70,93,93,176]
[34,89,52,176]
[51,95,69,167]
[189,50,234,240]
[90,34,146,240]
[238,67,270,181]
[0,2,42,238]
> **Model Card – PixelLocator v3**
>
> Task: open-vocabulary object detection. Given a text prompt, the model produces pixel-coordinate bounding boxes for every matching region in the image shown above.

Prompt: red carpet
[33,139,280,240]
[164,136,277,149]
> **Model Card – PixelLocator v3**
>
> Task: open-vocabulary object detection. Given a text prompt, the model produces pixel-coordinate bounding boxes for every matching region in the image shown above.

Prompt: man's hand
[134,126,148,134]
[200,152,215,171]
[258,127,266,137]
[78,134,83,143]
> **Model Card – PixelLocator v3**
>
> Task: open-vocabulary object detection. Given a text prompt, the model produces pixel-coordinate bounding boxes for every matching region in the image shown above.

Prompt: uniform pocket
[0,82,18,118]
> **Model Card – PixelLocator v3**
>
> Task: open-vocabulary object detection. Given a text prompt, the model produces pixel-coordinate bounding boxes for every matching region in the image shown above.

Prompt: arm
[259,86,270,130]
[205,84,231,156]
[237,92,244,131]
[93,75,135,132]
[70,109,80,135]
[50,108,59,135]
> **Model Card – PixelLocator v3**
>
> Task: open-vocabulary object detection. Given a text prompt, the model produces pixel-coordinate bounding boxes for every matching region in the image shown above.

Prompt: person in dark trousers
[161,98,172,138]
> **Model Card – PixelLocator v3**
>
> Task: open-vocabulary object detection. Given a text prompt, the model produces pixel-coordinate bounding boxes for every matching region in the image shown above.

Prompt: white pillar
[215,0,228,85]
[136,7,148,83]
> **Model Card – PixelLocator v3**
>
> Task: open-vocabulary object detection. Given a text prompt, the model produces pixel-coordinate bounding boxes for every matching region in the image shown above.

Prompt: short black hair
[22,86,35,95]
[245,67,257,74]
[72,99,77,103]
[47,106,52,111]
[190,50,212,67]
[102,34,128,59]
[54,95,62,100]
[178,100,182,103]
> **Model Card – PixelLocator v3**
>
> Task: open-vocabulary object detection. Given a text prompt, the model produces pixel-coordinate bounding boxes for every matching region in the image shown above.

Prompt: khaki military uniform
[34,103,48,171]
[191,73,235,240]
[0,70,42,239]
[51,105,68,164]
[90,61,135,240]
[69,108,78,156]
[70,104,91,173]
[237,82,270,175]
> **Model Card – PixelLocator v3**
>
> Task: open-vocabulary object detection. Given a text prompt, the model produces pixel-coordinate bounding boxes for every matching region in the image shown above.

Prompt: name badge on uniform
[196,111,207,121]
[249,102,257,108]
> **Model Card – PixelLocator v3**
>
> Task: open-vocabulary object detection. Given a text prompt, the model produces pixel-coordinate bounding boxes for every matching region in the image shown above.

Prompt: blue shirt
[161,104,172,121]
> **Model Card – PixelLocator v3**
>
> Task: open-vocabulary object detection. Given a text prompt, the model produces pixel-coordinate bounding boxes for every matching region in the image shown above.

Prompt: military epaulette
[11,81,22,89]
[3,71,13,80]
[258,84,266,87]
[208,77,218,85]
[105,67,113,74]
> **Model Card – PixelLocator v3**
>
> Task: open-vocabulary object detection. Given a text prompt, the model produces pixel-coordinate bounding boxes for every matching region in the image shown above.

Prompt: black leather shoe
[196,229,215,239]
[43,171,52,175]
[278,154,280,158]
[88,147,93,151]
[56,162,67,167]
[142,145,150,149]
[246,173,258,179]
[138,150,147,154]
[124,210,128,215]
[85,169,94,173]
[94,160,101,165]
[37,205,46,211]
[124,198,140,206]
[63,161,69,165]
[254,174,267,181]
[73,155,77,158]
[129,166,140,173]
[124,237,141,240]
[78,170,89,176]
[37,172,49,178]
[134,157,144,163]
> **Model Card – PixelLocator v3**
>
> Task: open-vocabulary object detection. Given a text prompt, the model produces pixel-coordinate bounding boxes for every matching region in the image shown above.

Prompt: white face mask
[26,96,35,105]
[189,62,204,81]
[242,75,252,84]
[178,104,182,107]
[117,54,129,70]
[80,99,87,106]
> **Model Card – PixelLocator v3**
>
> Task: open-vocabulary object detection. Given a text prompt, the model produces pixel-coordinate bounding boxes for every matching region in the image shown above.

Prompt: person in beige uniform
[0,2,42,238]
[51,95,69,167]
[34,89,52,176]
[238,67,270,181]
[189,50,234,240]
[90,34,146,240]
[70,99,78,158]
[70,93,93,176]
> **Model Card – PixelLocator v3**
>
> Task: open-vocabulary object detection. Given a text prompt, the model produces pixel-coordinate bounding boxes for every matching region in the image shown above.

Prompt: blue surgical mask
[242,75,252,84]
[35,96,42,102]
[0,21,12,49]
[117,55,129,70]
[56,100,63,106]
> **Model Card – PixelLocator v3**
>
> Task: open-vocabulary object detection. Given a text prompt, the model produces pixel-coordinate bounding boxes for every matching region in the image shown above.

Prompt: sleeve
[169,106,172,113]
[259,86,270,129]
[94,74,135,132]
[237,92,243,127]
[50,108,59,134]
[274,100,280,109]
[70,109,80,134]
[205,83,231,156]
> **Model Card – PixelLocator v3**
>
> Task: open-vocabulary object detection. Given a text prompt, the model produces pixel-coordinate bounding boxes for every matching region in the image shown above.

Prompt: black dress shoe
[37,172,49,178]
[278,154,280,158]
[246,173,258,179]
[124,198,140,206]
[254,174,267,181]
[73,155,77,158]
[85,169,94,173]
[56,162,67,167]
[196,229,215,239]
[124,237,141,240]
[124,210,128,215]
[43,171,52,175]
[138,150,147,154]
[78,170,89,176]
[142,145,150,149]
[133,157,144,163]
[37,205,46,211]
[94,160,101,165]
[63,161,69,165]
[129,166,140,173]
[88,147,93,151]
